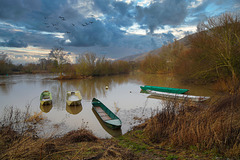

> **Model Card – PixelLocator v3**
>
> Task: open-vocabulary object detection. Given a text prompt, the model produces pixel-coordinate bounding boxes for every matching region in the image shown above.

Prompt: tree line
[140,13,240,89]
[0,49,131,78]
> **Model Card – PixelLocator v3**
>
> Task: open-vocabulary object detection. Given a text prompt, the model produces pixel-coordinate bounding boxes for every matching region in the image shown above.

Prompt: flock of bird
[43,15,95,34]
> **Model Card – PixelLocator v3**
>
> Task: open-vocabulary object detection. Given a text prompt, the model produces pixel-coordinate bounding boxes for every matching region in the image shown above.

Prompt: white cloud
[188,0,204,9]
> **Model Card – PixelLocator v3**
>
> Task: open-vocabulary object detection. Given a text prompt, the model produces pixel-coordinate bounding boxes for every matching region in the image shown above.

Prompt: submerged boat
[66,91,82,106]
[140,85,189,94]
[92,98,122,129]
[40,90,52,105]
[147,90,210,102]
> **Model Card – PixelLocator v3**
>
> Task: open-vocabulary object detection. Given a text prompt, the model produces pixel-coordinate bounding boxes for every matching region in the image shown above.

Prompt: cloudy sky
[0,0,239,64]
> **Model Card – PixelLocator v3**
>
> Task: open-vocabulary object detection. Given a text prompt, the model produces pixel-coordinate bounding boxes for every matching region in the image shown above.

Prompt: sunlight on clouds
[154,25,197,40]
[0,46,50,64]
[137,0,152,7]
[188,0,203,9]
[122,23,146,35]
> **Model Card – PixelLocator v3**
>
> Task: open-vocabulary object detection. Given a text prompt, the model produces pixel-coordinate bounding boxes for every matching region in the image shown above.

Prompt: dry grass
[57,129,98,144]
[0,106,137,160]
[143,93,240,158]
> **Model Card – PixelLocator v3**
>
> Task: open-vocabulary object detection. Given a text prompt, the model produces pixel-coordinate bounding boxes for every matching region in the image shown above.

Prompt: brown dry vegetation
[143,93,240,158]
[1,94,240,159]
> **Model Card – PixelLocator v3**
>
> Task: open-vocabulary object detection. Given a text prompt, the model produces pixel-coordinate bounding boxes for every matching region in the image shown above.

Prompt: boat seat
[101,115,112,121]
[95,106,112,120]
[43,96,50,99]
[95,106,105,113]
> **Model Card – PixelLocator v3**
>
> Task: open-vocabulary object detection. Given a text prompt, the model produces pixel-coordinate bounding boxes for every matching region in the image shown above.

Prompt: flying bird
[59,16,65,21]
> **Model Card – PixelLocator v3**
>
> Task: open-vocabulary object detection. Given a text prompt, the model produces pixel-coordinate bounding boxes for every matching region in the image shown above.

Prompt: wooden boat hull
[66,91,82,106]
[92,98,122,129]
[140,85,189,94]
[40,91,52,105]
[147,90,210,102]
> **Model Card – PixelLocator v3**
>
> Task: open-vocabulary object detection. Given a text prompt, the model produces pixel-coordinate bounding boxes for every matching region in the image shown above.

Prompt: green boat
[140,85,189,94]
[92,98,122,129]
[40,90,52,105]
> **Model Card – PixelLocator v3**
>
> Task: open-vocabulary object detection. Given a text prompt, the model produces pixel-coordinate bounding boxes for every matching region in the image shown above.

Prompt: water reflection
[66,104,83,115]
[0,73,213,138]
[92,108,122,137]
[40,104,53,113]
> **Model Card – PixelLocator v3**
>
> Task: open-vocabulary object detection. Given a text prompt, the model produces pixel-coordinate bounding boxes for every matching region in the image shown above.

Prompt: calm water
[0,73,213,138]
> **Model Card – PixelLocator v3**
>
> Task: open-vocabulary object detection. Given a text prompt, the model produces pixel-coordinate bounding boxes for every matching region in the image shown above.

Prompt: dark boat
[92,108,122,137]
[140,85,189,94]
[92,98,122,129]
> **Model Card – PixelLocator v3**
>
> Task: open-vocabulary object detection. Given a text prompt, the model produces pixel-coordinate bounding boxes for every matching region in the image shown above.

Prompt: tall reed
[144,94,240,158]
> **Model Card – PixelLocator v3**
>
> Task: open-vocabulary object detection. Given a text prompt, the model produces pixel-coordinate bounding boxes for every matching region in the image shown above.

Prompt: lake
[0,72,213,138]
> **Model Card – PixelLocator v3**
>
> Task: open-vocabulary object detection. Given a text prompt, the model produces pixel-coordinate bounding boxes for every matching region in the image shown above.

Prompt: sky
[0,0,239,64]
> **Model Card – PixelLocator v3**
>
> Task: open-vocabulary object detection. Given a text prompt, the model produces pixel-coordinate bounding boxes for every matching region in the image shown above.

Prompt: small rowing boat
[92,98,122,129]
[147,90,210,102]
[40,90,52,105]
[66,91,82,106]
[140,85,189,94]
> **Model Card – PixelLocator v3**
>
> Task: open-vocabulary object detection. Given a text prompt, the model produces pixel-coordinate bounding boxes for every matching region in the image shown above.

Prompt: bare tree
[189,13,240,85]
[48,47,69,78]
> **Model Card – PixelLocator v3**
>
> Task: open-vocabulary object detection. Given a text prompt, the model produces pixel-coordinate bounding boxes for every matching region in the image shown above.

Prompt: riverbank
[1,94,239,159]
[0,123,220,160]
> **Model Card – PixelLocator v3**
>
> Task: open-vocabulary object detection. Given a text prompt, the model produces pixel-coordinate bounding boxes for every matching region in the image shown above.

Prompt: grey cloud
[136,0,188,33]
[0,38,28,48]
[62,19,124,47]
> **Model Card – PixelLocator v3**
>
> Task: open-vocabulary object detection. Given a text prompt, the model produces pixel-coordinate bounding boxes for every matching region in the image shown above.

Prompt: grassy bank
[1,94,240,159]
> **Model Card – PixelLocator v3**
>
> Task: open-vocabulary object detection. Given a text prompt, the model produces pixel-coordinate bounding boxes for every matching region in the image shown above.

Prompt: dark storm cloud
[0,38,28,48]
[0,0,238,61]
[0,0,188,49]
[92,0,135,27]
[62,19,125,47]
[135,0,188,33]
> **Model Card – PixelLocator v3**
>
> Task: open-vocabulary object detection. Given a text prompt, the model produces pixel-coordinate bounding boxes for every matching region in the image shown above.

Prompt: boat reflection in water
[66,103,83,115]
[92,108,122,137]
[40,104,53,113]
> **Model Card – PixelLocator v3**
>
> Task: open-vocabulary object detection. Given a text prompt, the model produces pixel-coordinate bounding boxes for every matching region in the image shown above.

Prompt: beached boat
[147,90,210,102]
[92,108,122,137]
[92,98,122,129]
[40,90,52,105]
[66,91,82,106]
[140,85,189,94]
